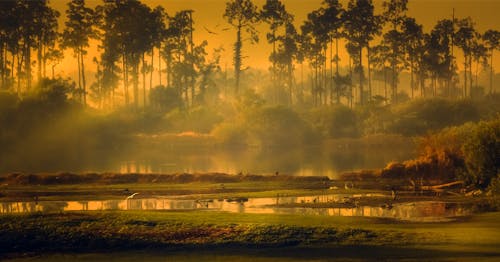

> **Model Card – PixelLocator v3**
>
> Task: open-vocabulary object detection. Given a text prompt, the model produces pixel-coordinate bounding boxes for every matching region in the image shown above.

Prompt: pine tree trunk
[150,49,154,92]
[81,48,87,106]
[469,54,472,97]
[133,61,139,110]
[384,68,388,103]
[491,52,494,94]
[335,37,340,104]
[37,40,42,82]
[463,55,467,97]
[0,43,4,88]
[143,53,147,108]
[25,43,31,90]
[330,37,334,105]
[122,53,129,105]
[77,50,82,101]
[359,46,363,105]
[234,24,242,94]
[410,58,414,99]
[367,43,372,102]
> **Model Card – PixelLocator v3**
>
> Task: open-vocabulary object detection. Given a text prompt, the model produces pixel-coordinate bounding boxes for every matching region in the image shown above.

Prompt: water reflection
[0,194,473,222]
[116,145,414,179]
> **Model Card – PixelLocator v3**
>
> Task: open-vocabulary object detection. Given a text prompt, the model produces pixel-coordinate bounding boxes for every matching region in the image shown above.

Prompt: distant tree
[424,19,455,97]
[401,17,424,98]
[454,17,476,97]
[0,1,17,90]
[343,0,382,105]
[95,1,123,107]
[262,0,298,105]
[149,7,166,96]
[62,0,95,105]
[470,35,487,96]
[8,1,60,92]
[322,0,344,104]
[382,0,408,103]
[301,8,328,106]
[98,1,159,109]
[224,0,260,94]
[370,43,391,102]
[483,30,500,94]
[261,0,288,103]
[166,10,195,104]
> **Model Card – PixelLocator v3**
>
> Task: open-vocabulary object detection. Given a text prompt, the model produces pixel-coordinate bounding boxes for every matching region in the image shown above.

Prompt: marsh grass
[1,211,499,257]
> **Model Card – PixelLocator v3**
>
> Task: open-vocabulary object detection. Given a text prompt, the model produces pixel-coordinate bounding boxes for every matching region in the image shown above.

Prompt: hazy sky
[50,0,500,80]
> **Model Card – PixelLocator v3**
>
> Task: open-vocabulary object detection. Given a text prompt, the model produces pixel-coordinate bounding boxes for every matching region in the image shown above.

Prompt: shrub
[247,106,319,147]
[387,98,479,136]
[308,105,359,138]
[462,119,500,188]
[211,122,249,147]
[164,106,223,133]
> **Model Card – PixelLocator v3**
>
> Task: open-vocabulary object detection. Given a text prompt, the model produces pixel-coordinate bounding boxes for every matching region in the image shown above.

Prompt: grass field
[1,210,499,261]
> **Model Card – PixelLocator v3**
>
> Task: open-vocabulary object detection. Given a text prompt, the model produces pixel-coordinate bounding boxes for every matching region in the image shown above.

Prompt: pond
[0,193,473,222]
[1,137,415,179]
[116,145,414,179]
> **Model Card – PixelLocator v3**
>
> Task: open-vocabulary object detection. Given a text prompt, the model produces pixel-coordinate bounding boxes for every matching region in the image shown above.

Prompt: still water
[117,145,414,179]
[0,194,472,222]
[3,141,414,179]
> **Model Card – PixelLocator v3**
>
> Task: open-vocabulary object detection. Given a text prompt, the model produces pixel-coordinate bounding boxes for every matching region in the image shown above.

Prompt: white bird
[126,193,139,199]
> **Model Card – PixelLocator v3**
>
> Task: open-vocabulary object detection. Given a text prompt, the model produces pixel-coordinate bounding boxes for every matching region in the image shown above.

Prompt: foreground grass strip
[0,211,408,254]
[1,211,499,259]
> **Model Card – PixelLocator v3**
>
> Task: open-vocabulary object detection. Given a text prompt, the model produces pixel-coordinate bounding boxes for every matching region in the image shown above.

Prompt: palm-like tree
[62,0,94,105]
[483,30,500,94]
[322,0,344,104]
[401,17,424,98]
[382,0,408,103]
[343,0,382,105]
[224,0,260,94]
[454,17,476,97]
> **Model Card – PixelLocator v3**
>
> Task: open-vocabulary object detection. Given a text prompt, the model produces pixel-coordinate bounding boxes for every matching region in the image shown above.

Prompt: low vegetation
[1,211,499,259]
[0,172,329,186]
[379,117,499,191]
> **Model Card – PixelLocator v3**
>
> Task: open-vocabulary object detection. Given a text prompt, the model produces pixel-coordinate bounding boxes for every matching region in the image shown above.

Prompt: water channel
[0,193,473,222]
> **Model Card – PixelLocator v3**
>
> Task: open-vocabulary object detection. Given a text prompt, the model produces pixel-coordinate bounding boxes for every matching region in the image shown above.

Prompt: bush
[308,105,359,138]
[211,122,249,147]
[164,106,223,133]
[462,119,500,188]
[386,98,479,136]
[247,106,319,147]
[149,86,183,113]
[386,117,500,187]
[488,175,500,196]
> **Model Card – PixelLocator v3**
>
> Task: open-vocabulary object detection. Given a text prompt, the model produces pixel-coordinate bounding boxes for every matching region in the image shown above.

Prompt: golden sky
[51,0,500,80]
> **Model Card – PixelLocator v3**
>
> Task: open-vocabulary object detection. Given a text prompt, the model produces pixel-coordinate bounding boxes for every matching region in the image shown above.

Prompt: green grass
[1,211,499,261]
[0,180,347,201]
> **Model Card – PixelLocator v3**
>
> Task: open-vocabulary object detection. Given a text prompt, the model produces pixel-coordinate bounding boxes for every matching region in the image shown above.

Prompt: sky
[50,0,500,81]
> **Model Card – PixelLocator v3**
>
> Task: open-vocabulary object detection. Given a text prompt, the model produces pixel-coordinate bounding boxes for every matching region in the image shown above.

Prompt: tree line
[0,0,499,112]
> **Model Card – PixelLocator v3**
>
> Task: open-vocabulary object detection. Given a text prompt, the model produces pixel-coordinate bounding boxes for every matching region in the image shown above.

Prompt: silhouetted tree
[382,0,408,103]
[224,0,260,94]
[62,0,95,105]
[454,17,476,97]
[343,0,382,105]
[261,0,287,103]
[483,30,500,94]
[0,1,17,90]
[301,9,328,106]
[322,0,344,104]
[370,43,391,102]
[401,17,424,98]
